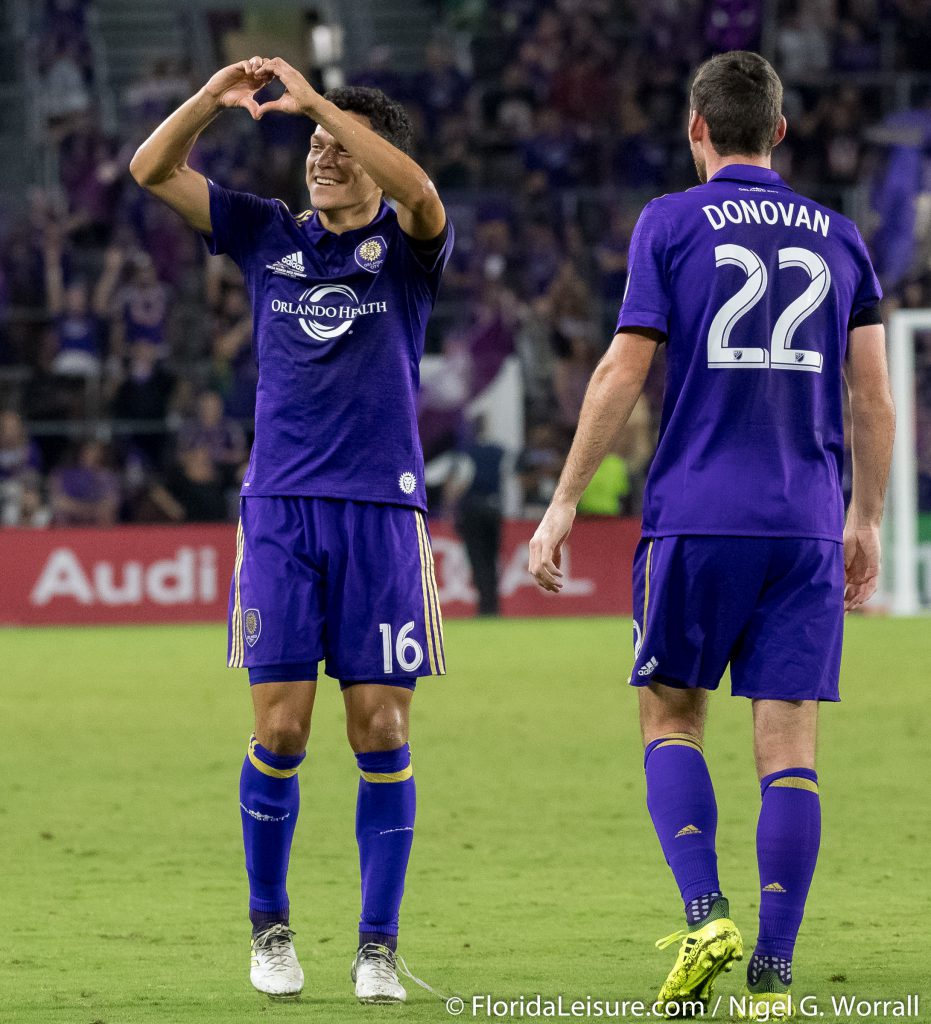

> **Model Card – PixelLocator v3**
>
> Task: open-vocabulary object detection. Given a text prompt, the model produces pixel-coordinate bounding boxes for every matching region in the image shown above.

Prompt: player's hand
[203,58,274,119]
[529,501,576,593]
[254,57,320,118]
[843,517,881,612]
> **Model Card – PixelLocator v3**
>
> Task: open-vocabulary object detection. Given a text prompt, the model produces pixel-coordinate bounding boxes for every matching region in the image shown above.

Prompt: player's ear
[687,110,704,145]
[772,115,787,149]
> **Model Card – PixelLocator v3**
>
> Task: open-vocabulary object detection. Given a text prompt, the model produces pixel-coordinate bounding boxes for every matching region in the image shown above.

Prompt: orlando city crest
[244,608,262,647]
[354,235,386,273]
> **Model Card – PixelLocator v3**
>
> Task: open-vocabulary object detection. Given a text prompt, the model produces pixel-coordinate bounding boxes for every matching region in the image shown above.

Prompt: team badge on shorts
[354,236,386,273]
[244,608,262,647]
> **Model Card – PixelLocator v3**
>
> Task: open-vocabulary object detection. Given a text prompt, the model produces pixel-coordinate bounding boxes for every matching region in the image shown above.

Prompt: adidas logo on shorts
[638,656,658,677]
[266,250,307,278]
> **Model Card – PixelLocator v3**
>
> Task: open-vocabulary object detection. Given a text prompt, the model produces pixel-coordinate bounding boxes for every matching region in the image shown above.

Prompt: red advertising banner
[429,518,640,618]
[0,518,641,626]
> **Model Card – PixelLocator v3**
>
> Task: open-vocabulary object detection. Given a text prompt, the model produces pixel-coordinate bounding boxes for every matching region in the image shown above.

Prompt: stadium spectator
[177,389,247,485]
[447,417,505,616]
[43,230,108,378]
[516,422,565,516]
[109,339,177,465]
[97,246,172,361]
[1,470,52,528]
[124,57,195,123]
[149,443,231,523]
[577,453,630,517]
[49,440,121,525]
[39,40,92,128]
[0,410,43,484]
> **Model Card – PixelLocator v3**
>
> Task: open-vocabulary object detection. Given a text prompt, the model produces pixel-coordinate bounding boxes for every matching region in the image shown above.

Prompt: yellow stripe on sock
[360,764,413,784]
[414,512,438,675]
[661,732,703,748]
[247,736,300,779]
[229,518,245,668]
[769,776,819,794]
[654,739,704,753]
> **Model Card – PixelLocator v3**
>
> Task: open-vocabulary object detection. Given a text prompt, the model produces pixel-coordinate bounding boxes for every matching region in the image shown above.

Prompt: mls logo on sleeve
[244,608,262,647]
[354,236,386,273]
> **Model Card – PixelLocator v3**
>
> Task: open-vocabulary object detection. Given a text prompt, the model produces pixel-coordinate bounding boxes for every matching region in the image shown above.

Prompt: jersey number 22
[708,244,830,373]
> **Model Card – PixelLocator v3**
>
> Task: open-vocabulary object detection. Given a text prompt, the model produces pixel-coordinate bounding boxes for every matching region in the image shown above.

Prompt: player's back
[617,164,881,541]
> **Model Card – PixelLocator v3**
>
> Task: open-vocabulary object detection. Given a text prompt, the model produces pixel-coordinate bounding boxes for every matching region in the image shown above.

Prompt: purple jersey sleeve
[396,218,455,304]
[204,180,281,266]
[850,226,883,321]
[616,200,673,336]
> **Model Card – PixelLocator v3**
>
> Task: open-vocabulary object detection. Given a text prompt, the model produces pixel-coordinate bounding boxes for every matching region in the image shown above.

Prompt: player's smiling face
[306,114,381,215]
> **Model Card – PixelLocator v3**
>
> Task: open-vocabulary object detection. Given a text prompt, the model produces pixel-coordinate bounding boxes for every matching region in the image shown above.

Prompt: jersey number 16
[379,621,424,674]
[708,244,831,373]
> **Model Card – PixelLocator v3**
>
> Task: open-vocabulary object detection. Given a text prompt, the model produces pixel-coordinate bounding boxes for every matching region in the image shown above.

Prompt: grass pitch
[1,616,928,1024]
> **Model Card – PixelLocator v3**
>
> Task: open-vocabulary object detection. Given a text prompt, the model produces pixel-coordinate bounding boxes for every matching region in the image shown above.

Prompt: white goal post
[881,308,927,616]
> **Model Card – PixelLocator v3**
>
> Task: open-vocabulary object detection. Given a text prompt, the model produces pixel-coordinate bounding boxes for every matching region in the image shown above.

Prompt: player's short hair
[323,85,414,154]
[690,51,783,157]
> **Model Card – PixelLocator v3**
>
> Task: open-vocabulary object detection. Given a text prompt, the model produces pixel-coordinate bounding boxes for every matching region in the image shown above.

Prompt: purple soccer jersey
[617,164,882,541]
[206,182,454,510]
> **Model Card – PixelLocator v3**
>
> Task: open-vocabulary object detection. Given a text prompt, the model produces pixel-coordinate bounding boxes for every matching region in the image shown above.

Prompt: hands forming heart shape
[209,56,317,120]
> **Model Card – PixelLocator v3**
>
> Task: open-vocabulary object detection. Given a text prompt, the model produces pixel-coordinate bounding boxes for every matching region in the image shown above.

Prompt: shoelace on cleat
[655,928,692,951]
[356,943,451,1003]
[396,954,449,1002]
[357,943,401,987]
[253,925,298,974]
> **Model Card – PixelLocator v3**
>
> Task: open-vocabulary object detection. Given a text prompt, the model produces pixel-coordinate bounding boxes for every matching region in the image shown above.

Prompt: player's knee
[347,704,408,753]
[257,712,310,756]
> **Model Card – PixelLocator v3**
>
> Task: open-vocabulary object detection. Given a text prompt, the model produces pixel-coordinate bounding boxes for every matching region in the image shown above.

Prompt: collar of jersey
[707,164,793,191]
[302,199,391,240]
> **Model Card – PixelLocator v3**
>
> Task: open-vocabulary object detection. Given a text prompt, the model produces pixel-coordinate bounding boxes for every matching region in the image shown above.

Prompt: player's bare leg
[739,700,820,1020]
[243,679,317,997]
[344,683,415,1003]
[639,680,707,745]
[639,683,742,1014]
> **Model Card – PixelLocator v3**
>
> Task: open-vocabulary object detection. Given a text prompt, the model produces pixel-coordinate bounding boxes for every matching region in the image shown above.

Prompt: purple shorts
[630,535,844,702]
[227,496,446,685]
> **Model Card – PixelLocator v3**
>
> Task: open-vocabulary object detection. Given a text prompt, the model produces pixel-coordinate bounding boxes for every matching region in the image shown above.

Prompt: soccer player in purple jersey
[530,52,894,1019]
[131,55,452,1003]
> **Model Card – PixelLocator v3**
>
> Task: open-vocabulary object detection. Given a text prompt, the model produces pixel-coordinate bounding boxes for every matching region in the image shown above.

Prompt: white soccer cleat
[250,923,304,996]
[351,942,407,1004]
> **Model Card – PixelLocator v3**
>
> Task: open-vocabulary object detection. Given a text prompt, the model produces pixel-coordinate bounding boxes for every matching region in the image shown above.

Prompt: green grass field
[2,617,929,1024]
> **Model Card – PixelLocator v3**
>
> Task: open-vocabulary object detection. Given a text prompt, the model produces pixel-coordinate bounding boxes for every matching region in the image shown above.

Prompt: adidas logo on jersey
[675,824,702,838]
[638,656,658,676]
[266,250,307,278]
[763,882,787,893]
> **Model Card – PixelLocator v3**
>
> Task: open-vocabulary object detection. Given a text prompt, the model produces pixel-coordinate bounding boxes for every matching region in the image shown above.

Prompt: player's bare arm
[129,58,274,232]
[843,322,895,612]
[254,57,446,240]
[529,330,661,593]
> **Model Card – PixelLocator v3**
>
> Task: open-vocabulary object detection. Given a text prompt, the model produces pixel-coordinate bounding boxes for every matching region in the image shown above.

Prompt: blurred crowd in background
[2,0,931,533]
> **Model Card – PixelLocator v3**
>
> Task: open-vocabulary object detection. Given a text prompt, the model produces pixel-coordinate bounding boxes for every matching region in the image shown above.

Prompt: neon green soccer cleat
[736,969,793,1021]
[654,898,743,1016]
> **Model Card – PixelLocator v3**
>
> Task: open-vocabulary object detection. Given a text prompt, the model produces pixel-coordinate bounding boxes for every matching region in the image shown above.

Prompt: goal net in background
[881,308,930,616]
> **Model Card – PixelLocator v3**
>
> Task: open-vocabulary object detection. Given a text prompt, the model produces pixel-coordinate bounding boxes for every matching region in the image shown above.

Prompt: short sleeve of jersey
[204,179,281,267]
[616,200,672,336]
[850,225,882,321]
[397,217,455,299]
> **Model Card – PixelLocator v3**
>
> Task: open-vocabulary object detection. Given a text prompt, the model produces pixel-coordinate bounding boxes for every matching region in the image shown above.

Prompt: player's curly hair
[690,51,783,157]
[323,85,414,155]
